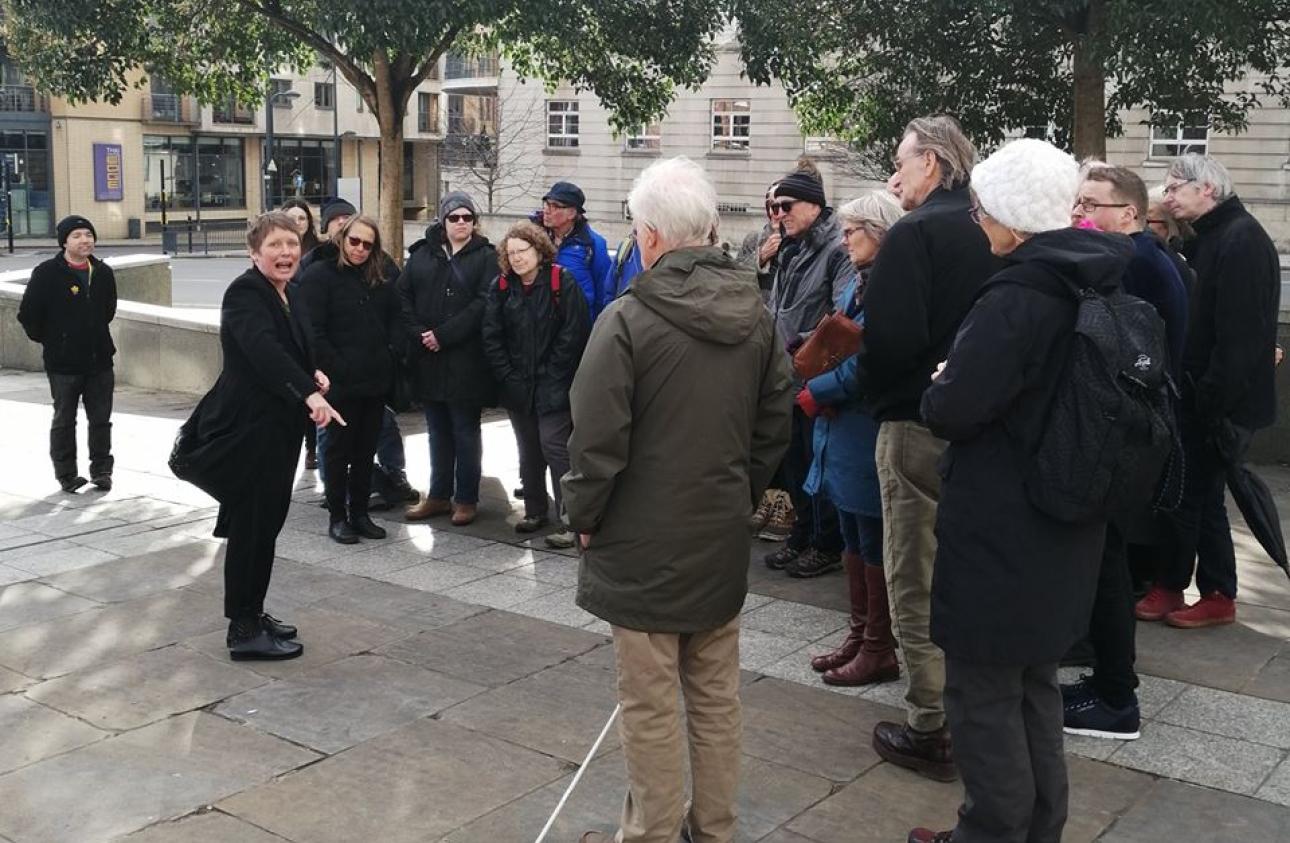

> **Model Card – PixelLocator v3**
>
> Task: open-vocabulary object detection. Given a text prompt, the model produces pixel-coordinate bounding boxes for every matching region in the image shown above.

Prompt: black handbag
[168,390,246,503]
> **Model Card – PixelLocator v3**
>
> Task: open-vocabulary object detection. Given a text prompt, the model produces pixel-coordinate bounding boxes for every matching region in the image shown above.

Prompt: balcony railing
[444,54,499,80]
[142,93,198,124]
[0,84,47,113]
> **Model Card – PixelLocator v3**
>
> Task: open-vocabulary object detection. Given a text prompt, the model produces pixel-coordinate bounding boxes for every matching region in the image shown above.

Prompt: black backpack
[1018,275,1182,524]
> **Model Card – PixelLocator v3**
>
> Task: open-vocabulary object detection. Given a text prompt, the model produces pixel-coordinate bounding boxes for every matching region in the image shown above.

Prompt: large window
[711,99,751,151]
[1149,123,1209,159]
[314,82,335,110]
[418,92,439,133]
[263,138,335,207]
[547,100,579,149]
[0,130,51,236]
[144,135,245,211]
[446,93,497,137]
[625,122,662,152]
[270,78,293,106]
[212,95,253,125]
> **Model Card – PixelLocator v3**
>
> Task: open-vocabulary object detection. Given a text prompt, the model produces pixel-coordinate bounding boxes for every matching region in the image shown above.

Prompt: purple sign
[93,143,124,202]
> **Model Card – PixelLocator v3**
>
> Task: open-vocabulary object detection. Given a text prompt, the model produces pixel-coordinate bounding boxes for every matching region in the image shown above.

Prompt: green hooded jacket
[563,245,793,633]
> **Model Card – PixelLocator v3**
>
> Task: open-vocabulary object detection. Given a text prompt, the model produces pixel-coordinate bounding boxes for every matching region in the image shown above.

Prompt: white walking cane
[533,703,621,843]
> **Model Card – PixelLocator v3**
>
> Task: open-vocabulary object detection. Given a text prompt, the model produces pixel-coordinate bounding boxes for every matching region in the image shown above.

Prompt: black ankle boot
[349,514,387,539]
[329,519,360,544]
[260,612,298,639]
[227,616,303,661]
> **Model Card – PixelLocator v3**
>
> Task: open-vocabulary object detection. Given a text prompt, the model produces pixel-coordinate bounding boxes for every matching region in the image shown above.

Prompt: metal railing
[444,53,499,79]
[0,84,46,113]
[161,218,248,255]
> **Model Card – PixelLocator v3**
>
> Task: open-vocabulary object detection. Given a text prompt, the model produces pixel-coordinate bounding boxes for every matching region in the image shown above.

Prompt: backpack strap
[496,273,509,293]
[550,263,561,308]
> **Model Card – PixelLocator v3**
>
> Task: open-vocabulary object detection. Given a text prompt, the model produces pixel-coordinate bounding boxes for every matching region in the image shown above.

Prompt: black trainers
[1060,674,1092,705]
[59,475,89,493]
[764,545,801,570]
[91,475,112,491]
[1063,683,1141,740]
[788,549,843,578]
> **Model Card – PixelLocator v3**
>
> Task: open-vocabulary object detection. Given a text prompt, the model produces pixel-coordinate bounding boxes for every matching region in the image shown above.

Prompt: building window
[212,95,253,125]
[446,93,497,137]
[444,52,499,80]
[547,100,579,149]
[625,122,662,152]
[262,138,335,207]
[418,92,439,133]
[270,78,293,107]
[0,129,52,235]
[1149,123,1209,159]
[356,89,364,113]
[404,141,416,202]
[144,135,245,211]
[711,99,751,151]
[313,82,335,110]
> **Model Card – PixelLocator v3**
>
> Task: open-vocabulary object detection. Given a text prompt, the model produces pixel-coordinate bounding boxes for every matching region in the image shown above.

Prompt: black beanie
[57,215,97,248]
[771,171,827,208]
[320,198,358,232]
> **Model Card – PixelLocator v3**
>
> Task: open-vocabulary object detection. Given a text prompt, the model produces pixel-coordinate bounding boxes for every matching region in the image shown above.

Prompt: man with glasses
[1136,154,1280,628]
[856,115,996,781]
[538,181,613,320]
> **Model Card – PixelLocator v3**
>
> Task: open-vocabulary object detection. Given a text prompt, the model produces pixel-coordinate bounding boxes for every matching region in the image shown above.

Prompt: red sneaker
[908,829,953,843]
[1134,586,1186,621]
[1166,592,1236,629]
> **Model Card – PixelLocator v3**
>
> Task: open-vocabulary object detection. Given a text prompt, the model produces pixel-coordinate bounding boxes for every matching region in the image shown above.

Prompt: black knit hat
[320,198,357,232]
[771,171,827,208]
[56,215,97,248]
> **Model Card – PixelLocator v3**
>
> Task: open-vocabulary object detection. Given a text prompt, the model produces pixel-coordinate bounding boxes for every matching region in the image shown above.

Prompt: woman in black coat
[399,192,496,526]
[481,220,590,548]
[910,140,1134,843]
[178,212,344,661]
[299,215,402,545]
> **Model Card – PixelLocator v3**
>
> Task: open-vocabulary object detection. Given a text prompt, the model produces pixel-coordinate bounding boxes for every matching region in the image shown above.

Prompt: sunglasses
[346,236,375,251]
[767,200,796,215]
[445,212,475,224]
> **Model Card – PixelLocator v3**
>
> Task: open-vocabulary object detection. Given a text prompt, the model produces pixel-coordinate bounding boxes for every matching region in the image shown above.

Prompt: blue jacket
[803,276,882,518]
[1124,231,1188,381]
[604,235,645,300]
[555,219,613,320]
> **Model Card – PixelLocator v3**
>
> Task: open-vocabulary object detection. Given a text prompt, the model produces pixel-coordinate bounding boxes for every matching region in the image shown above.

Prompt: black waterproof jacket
[396,225,497,406]
[921,229,1134,665]
[857,187,998,422]
[298,242,401,403]
[18,254,118,375]
[481,262,590,415]
[1180,196,1281,429]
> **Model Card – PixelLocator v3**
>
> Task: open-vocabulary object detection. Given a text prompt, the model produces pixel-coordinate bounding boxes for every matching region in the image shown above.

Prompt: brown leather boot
[825,564,899,686]
[812,550,866,672]
[873,722,957,782]
[450,502,477,526]
[405,496,451,521]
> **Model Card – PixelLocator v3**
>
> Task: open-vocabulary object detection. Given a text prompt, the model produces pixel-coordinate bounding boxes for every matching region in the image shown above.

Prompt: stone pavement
[2,367,1290,842]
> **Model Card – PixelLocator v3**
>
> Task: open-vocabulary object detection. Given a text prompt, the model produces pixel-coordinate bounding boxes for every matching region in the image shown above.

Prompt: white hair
[627,157,719,247]
[837,190,905,241]
[1167,154,1235,201]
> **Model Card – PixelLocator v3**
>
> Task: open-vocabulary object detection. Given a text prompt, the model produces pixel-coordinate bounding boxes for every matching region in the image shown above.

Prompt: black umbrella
[1217,421,1290,578]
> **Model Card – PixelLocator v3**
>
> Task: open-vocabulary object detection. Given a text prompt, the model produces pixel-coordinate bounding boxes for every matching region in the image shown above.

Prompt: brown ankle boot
[825,564,899,686]
[812,550,867,672]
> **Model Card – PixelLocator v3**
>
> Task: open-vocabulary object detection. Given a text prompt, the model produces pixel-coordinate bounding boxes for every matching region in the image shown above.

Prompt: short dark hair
[247,211,300,253]
[1084,166,1148,222]
[497,221,556,276]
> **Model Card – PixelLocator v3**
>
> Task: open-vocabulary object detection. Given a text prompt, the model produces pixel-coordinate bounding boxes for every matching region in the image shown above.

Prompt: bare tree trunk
[1071,0,1107,160]
[373,54,406,262]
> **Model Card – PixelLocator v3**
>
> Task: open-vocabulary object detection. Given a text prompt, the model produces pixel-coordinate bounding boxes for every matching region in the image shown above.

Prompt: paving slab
[376,609,605,687]
[1099,778,1290,841]
[73,522,218,558]
[756,645,868,699]
[1062,755,1158,842]
[0,711,317,843]
[0,579,99,633]
[756,830,819,843]
[25,644,268,731]
[214,653,487,753]
[509,586,600,628]
[743,600,850,643]
[786,762,961,842]
[6,506,132,538]
[0,588,224,679]
[441,571,562,610]
[0,563,32,586]
[444,542,562,574]
[37,540,220,604]
[0,665,31,695]
[1255,755,1290,807]
[118,810,289,843]
[1243,646,1290,703]
[0,540,119,577]
[1133,616,1285,694]
[1155,683,1290,748]
[310,577,487,632]
[1110,720,1284,795]
[0,695,106,776]
[219,718,568,843]
[373,557,491,592]
[740,677,892,782]
[740,629,814,672]
[440,660,621,763]
[505,552,581,587]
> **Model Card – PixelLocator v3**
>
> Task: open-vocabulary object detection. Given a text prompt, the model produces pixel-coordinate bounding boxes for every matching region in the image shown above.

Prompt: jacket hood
[1006,228,1134,294]
[631,246,764,345]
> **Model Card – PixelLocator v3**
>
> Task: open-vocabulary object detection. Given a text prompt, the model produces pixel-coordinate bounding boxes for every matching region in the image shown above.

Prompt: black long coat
[921,229,1134,666]
[396,226,497,406]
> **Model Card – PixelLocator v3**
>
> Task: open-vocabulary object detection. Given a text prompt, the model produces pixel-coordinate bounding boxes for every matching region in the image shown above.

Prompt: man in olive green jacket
[566,158,793,843]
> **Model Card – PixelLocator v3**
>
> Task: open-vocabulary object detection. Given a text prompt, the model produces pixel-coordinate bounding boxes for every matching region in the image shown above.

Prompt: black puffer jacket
[481,262,590,415]
[397,225,496,406]
[299,242,401,402]
[921,229,1134,665]
[17,254,117,375]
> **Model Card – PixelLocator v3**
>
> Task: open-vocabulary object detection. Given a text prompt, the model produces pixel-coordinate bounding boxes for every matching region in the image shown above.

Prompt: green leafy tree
[2,0,726,256]
[732,0,1290,164]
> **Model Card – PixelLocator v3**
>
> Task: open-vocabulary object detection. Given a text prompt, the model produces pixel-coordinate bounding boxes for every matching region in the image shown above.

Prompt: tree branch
[235,0,375,101]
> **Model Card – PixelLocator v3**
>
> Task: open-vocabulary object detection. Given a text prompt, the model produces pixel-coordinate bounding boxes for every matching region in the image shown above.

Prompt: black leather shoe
[91,475,112,491]
[515,514,550,534]
[349,514,387,540]
[59,475,89,493]
[260,612,298,639]
[227,617,303,661]
[329,520,360,544]
[873,721,957,782]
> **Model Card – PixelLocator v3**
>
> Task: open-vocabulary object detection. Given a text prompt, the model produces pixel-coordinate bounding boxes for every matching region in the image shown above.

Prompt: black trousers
[783,405,842,553]
[509,408,572,519]
[48,369,114,481]
[220,425,301,620]
[1087,525,1139,708]
[944,658,1068,843]
[322,396,386,521]
[1163,410,1238,598]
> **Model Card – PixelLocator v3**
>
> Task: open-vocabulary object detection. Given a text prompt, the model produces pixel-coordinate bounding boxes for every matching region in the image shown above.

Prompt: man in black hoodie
[18,216,117,493]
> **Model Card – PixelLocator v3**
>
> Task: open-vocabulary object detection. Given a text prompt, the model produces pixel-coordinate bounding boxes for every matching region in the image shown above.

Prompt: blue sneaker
[1063,683,1141,740]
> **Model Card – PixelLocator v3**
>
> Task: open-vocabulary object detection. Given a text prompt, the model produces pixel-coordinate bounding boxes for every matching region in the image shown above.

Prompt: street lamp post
[331,64,341,198]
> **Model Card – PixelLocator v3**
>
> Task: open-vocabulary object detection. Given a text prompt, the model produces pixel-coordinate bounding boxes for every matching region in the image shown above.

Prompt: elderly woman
[907,139,1134,843]
[300,214,401,544]
[482,221,590,549]
[399,192,495,526]
[175,212,344,660]
[797,190,905,687]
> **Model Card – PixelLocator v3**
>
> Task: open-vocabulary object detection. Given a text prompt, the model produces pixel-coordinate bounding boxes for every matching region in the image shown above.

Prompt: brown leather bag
[792,311,864,381]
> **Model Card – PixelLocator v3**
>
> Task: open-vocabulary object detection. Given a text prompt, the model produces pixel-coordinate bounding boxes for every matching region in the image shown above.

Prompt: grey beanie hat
[439,191,479,220]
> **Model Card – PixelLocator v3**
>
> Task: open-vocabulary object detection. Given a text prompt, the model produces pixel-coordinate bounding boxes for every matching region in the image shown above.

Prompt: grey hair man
[565,156,792,843]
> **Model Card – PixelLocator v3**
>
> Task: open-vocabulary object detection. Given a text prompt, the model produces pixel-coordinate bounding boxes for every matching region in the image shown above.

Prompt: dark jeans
[316,406,405,484]
[838,509,884,568]
[783,406,842,553]
[425,401,483,504]
[322,397,385,521]
[48,369,114,482]
[1163,410,1238,598]
[945,658,1068,843]
[1087,525,1138,708]
[509,407,572,519]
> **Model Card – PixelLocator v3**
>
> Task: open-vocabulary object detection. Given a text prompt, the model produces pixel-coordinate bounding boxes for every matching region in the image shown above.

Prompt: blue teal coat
[803,276,881,518]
